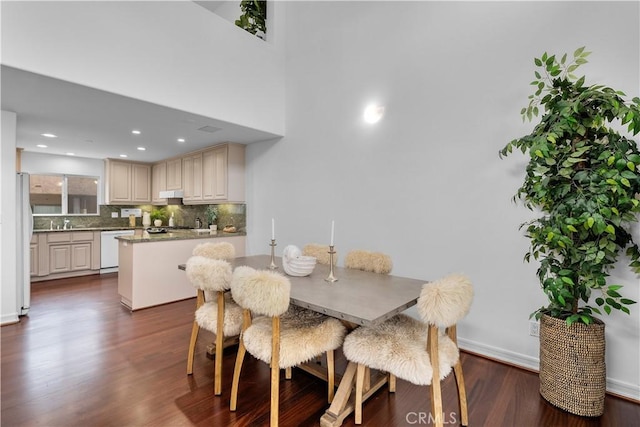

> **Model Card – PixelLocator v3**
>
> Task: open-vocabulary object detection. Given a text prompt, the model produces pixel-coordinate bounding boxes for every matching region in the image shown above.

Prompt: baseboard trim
[458,337,640,402]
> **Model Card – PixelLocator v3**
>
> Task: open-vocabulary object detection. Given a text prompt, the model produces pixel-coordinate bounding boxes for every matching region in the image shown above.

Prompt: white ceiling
[1,66,280,163]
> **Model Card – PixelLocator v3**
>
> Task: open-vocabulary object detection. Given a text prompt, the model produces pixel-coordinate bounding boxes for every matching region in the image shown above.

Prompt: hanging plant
[235,0,267,38]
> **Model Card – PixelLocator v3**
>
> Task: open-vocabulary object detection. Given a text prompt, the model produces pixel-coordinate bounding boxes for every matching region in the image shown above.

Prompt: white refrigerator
[17,172,33,315]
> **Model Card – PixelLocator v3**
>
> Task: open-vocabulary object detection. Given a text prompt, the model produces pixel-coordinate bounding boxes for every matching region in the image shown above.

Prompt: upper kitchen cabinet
[166,158,182,191]
[182,143,245,205]
[105,159,151,204]
[151,162,167,204]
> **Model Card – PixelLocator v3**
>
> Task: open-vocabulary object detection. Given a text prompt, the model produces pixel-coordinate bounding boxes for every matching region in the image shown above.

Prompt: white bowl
[284,257,317,276]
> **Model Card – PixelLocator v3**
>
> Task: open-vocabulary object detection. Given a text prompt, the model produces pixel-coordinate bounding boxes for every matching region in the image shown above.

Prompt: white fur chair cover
[344,250,393,274]
[185,256,232,292]
[302,244,337,266]
[194,293,243,337]
[417,274,473,328]
[243,306,347,369]
[231,269,290,317]
[342,314,459,386]
[192,241,235,260]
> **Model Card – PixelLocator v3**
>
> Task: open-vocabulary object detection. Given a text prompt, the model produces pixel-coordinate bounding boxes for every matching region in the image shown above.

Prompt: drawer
[71,231,94,242]
[47,233,72,243]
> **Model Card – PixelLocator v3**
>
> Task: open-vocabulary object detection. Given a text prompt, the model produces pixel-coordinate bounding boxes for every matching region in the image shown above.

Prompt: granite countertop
[116,229,246,243]
[33,227,145,233]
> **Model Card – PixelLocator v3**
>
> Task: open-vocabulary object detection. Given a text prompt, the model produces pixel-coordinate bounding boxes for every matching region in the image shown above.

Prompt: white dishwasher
[101,229,135,273]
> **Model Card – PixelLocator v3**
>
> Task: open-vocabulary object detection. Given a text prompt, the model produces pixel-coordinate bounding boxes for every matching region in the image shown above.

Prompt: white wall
[1,1,285,136]
[244,1,640,399]
[1,110,18,324]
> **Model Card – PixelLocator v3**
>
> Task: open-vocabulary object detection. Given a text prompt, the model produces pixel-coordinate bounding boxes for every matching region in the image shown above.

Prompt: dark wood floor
[2,274,638,427]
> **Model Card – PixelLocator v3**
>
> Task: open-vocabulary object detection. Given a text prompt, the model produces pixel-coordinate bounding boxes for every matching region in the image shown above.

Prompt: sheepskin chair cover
[344,250,393,275]
[417,274,473,328]
[243,305,347,369]
[302,244,337,266]
[185,256,233,292]
[195,293,243,336]
[342,314,459,386]
[192,241,235,260]
[231,269,290,317]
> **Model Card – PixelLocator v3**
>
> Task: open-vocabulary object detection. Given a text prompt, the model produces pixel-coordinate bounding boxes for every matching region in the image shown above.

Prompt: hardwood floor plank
[2,274,638,426]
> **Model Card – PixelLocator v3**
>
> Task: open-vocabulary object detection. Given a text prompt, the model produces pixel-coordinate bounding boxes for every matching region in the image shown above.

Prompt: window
[30,174,99,215]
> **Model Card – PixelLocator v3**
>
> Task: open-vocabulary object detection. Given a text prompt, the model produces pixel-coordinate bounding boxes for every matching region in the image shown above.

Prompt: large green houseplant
[499,47,640,416]
[235,0,266,39]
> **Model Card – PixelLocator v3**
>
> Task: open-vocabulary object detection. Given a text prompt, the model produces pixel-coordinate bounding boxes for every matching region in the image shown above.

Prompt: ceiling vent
[197,125,222,133]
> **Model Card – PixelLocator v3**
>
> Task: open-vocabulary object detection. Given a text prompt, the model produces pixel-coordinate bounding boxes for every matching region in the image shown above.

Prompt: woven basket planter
[539,314,606,417]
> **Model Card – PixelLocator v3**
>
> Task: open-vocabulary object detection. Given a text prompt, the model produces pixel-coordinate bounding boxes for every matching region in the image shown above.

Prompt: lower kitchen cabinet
[32,231,101,282]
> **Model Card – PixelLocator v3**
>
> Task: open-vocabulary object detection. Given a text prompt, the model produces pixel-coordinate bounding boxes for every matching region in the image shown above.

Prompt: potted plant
[235,0,267,39]
[205,205,218,231]
[499,47,640,416]
[150,207,167,227]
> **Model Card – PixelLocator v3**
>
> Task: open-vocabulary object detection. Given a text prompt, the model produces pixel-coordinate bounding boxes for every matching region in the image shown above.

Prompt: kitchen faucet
[63,218,70,230]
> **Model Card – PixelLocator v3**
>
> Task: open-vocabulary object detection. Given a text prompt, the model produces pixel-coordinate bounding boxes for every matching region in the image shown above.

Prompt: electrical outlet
[111,212,119,218]
[529,320,540,337]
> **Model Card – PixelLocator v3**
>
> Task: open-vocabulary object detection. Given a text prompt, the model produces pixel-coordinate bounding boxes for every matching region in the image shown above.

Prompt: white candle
[272,218,275,240]
[330,220,335,246]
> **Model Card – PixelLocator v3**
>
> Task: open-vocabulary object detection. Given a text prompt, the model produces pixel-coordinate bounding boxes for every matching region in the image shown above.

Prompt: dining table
[179,254,427,427]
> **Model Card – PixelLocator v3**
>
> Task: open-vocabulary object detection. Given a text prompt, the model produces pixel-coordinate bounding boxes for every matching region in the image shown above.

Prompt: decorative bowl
[282,245,316,277]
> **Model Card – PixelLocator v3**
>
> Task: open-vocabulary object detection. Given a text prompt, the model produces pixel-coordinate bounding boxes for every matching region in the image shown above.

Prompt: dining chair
[185,255,243,396]
[302,243,337,266]
[229,267,347,426]
[344,249,393,274]
[342,274,473,426]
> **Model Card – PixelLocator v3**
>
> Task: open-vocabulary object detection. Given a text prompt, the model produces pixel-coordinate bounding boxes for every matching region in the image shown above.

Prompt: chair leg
[285,367,292,379]
[428,325,443,427]
[388,373,396,393]
[453,359,469,426]
[354,363,366,425]
[186,321,199,375]
[270,317,281,427]
[229,338,247,411]
[327,350,335,403]
[213,292,225,395]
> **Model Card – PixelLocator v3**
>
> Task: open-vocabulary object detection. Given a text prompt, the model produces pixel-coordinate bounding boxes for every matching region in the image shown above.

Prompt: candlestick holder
[324,245,338,282]
[269,239,278,270]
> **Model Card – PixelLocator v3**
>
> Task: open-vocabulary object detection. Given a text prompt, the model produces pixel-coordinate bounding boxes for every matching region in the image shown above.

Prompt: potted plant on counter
[499,47,640,416]
[205,205,218,231]
[150,207,167,227]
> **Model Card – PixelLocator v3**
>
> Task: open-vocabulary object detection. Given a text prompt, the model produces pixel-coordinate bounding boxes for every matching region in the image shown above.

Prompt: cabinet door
[30,244,39,276]
[166,158,182,190]
[152,162,167,204]
[182,156,194,200]
[131,163,151,203]
[203,146,228,200]
[192,154,203,201]
[71,243,92,271]
[109,161,132,203]
[49,245,71,274]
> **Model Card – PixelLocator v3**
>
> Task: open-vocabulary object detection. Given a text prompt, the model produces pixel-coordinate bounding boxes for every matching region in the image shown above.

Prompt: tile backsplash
[33,203,246,231]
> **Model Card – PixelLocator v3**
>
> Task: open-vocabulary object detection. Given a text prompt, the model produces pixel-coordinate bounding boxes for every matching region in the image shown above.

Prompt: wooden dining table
[180,254,427,426]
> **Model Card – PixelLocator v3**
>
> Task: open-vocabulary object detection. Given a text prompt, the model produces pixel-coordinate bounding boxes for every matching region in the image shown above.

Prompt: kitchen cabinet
[181,143,245,204]
[105,159,151,204]
[182,153,203,202]
[151,162,167,204]
[32,231,101,282]
[166,158,182,190]
[30,235,38,277]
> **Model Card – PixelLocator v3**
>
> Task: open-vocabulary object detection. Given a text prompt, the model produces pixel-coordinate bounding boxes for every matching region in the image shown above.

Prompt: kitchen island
[116,230,246,310]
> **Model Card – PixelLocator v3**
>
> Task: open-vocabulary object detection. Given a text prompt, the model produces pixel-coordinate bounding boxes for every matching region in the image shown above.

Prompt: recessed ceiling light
[177,138,186,143]
[41,133,57,138]
[36,144,48,148]
[119,154,128,158]
[66,152,75,156]
[364,104,385,124]
[131,130,141,135]
[137,147,146,151]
